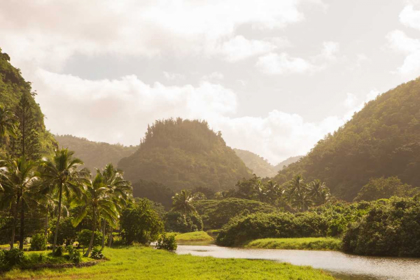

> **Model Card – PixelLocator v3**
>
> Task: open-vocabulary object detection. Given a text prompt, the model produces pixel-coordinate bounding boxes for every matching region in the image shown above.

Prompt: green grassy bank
[245,238,342,251]
[2,246,335,280]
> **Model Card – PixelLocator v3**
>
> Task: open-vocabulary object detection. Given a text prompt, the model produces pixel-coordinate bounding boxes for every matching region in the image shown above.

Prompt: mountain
[0,48,55,157]
[234,149,277,178]
[275,78,420,201]
[55,135,138,171]
[274,156,303,172]
[118,118,252,191]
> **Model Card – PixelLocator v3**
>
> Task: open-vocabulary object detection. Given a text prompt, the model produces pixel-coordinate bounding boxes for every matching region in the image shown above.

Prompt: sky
[1,0,420,164]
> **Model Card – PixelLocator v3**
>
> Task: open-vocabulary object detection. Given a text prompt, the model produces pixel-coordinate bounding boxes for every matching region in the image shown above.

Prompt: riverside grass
[245,237,342,251]
[2,246,335,280]
[174,231,214,243]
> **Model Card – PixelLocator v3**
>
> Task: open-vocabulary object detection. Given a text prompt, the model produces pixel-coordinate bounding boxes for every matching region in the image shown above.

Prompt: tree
[354,177,416,201]
[0,158,39,249]
[308,179,330,206]
[120,199,163,245]
[171,190,197,215]
[0,105,16,147]
[99,164,131,249]
[72,171,119,257]
[40,149,85,251]
[285,175,310,211]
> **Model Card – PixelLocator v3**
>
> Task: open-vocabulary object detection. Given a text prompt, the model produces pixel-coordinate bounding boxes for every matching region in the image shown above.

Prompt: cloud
[400,5,420,30]
[201,72,224,82]
[0,0,319,71]
[256,52,315,75]
[214,36,278,62]
[255,41,340,75]
[386,30,420,77]
[163,72,186,81]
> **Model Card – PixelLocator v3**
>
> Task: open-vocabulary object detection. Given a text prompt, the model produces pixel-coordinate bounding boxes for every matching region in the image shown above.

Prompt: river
[176,245,420,280]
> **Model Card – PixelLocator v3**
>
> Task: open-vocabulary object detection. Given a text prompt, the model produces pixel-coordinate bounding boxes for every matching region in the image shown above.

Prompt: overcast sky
[1,0,420,164]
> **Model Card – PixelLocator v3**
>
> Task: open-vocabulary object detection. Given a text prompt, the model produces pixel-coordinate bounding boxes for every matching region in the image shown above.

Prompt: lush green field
[2,246,335,280]
[245,238,342,251]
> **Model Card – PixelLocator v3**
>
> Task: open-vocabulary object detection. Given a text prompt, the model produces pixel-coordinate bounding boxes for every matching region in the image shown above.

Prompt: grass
[2,246,335,280]
[245,238,342,251]
[167,231,215,244]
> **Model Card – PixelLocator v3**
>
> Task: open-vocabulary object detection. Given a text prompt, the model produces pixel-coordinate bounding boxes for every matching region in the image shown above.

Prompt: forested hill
[275,77,420,201]
[0,48,55,157]
[274,156,303,172]
[118,119,252,191]
[234,149,277,178]
[55,135,138,171]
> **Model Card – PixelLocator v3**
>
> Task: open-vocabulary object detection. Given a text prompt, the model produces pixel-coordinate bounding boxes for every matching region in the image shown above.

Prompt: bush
[52,246,64,257]
[77,229,103,248]
[48,218,78,246]
[156,234,177,251]
[0,250,6,271]
[69,249,81,264]
[90,247,104,259]
[342,197,420,257]
[216,212,329,246]
[120,199,164,245]
[5,248,25,267]
[30,233,47,251]
[164,212,203,233]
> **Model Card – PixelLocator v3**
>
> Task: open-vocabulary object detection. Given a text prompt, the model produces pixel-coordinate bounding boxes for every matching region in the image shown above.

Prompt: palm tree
[100,164,131,249]
[308,179,330,206]
[73,171,119,257]
[171,190,196,215]
[0,158,39,249]
[40,149,86,251]
[286,175,310,211]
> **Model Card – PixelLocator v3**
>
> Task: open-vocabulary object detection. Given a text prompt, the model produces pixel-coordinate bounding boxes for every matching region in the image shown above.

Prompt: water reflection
[176,245,420,280]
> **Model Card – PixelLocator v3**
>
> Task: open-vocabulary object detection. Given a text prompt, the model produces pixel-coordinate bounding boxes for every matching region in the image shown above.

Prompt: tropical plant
[308,180,330,206]
[0,158,39,249]
[39,148,86,251]
[72,171,119,257]
[171,190,197,215]
[0,105,16,143]
[286,175,310,211]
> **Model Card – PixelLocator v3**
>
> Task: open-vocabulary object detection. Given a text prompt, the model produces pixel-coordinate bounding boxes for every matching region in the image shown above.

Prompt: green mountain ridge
[275,77,420,201]
[55,135,138,171]
[118,118,252,191]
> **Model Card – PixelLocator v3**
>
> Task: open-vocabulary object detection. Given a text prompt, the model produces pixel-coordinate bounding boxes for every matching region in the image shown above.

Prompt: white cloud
[256,52,315,75]
[163,72,186,81]
[0,0,318,71]
[201,72,224,82]
[387,30,420,77]
[321,41,340,61]
[215,36,278,62]
[400,5,420,30]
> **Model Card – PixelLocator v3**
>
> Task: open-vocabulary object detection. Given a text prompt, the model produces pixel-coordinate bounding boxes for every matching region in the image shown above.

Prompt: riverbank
[2,246,335,280]
[169,231,215,244]
[245,238,342,251]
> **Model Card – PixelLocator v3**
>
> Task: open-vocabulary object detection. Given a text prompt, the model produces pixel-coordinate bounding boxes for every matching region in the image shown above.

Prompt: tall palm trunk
[10,198,18,250]
[85,209,96,257]
[19,201,24,250]
[101,220,106,250]
[53,182,63,251]
[107,232,113,247]
[44,205,49,237]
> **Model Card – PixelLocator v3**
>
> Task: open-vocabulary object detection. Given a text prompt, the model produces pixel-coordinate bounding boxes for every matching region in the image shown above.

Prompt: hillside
[274,156,303,172]
[234,149,277,177]
[118,119,252,191]
[55,135,138,171]
[275,78,420,201]
[0,48,55,157]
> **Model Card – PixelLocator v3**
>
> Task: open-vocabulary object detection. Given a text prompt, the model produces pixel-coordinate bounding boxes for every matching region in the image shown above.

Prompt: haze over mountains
[276,78,420,201]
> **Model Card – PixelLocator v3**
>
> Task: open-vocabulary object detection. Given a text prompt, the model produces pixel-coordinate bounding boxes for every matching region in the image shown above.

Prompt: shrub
[0,250,6,271]
[342,197,420,257]
[156,234,177,251]
[164,212,203,233]
[48,218,78,246]
[69,249,81,264]
[77,229,103,248]
[120,199,164,245]
[52,246,64,257]
[90,247,104,259]
[216,212,329,246]
[30,233,47,251]
[5,248,25,267]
